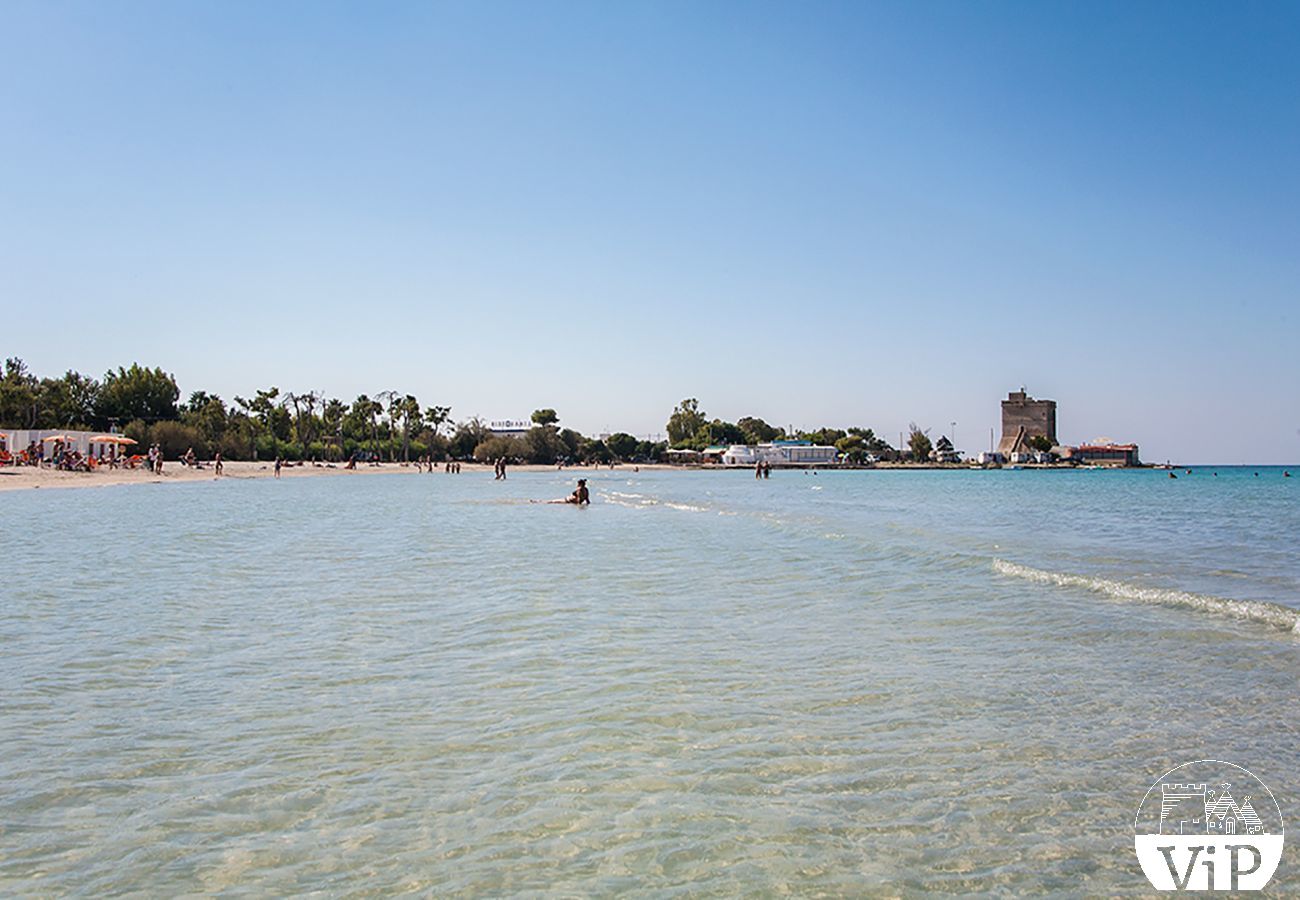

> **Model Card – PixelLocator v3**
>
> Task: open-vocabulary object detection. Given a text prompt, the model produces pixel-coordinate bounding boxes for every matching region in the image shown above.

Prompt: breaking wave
[992,559,1300,634]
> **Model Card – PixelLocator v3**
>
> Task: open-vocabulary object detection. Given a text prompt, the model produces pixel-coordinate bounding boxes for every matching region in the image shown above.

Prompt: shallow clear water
[2,466,1298,894]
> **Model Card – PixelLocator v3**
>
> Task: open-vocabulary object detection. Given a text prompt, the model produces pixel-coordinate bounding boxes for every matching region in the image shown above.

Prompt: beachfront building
[488,419,531,437]
[1072,443,1141,466]
[998,388,1057,456]
[2,428,119,459]
[720,440,839,468]
[664,448,703,465]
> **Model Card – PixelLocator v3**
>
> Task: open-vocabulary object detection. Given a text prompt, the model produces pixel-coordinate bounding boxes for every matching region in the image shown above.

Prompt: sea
[2,465,1297,895]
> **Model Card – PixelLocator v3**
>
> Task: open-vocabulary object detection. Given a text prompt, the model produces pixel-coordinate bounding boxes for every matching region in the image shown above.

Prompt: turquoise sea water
[2,466,1298,894]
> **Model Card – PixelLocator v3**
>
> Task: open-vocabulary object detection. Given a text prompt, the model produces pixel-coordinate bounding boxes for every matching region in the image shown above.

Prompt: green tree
[448,418,491,460]
[700,419,745,447]
[473,435,526,463]
[531,408,559,427]
[321,398,346,458]
[737,416,780,444]
[522,426,567,464]
[395,394,423,462]
[578,437,612,463]
[605,432,638,460]
[152,420,204,458]
[802,427,847,447]
[181,392,228,447]
[558,428,583,461]
[666,398,707,447]
[0,358,39,427]
[95,364,179,426]
[636,440,665,462]
[351,394,384,458]
[424,405,451,437]
[285,391,322,459]
[36,371,100,428]
[907,423,932,461]
[1027,434,1054,453]
[232,395,260,460]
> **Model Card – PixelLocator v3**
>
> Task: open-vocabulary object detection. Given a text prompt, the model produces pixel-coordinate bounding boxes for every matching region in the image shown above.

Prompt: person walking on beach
[214,450,223,476]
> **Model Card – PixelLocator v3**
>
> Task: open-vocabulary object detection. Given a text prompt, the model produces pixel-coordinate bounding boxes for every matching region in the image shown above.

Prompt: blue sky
[3,1,1297,462]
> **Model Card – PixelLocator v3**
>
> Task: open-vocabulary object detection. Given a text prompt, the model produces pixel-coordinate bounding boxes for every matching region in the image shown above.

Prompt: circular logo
[1134,760,1284,891]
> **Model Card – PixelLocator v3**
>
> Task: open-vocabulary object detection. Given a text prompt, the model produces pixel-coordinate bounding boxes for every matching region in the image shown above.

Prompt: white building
[2,428,116,458]
[488,419,531,437]
[720,441,838,468]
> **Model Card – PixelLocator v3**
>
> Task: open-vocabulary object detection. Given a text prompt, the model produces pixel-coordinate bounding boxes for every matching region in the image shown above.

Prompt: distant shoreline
[0,460,676,493]
[5,460,1289,495]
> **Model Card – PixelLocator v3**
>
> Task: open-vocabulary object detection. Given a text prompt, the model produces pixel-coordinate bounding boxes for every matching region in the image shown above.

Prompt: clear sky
[3,1,1297,462]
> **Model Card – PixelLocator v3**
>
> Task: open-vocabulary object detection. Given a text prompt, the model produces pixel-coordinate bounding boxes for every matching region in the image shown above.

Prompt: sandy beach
[0,460,674,493]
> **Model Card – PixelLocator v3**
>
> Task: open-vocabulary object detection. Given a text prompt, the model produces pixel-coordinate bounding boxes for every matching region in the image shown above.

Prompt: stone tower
[998,388,1057,455]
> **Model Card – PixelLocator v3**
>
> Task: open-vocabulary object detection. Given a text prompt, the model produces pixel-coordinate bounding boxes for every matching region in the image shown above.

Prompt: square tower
[998,388,1057,455]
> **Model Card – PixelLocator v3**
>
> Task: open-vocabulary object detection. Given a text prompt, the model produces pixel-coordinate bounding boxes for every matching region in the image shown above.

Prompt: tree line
[1,360,950,465]
[0,358,661,464]
[666,398,906,463]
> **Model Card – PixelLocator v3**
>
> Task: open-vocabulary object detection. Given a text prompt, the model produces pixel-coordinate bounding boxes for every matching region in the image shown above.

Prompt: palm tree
[393,394,422,463]
[425,405,451,438]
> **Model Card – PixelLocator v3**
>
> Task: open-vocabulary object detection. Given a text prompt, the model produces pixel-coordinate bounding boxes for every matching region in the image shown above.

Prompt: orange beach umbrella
[90,435,137,445]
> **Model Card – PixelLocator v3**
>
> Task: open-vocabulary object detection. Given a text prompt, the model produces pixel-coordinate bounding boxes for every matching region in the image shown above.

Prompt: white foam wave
[992,559,1300,634]
[596,491,708,513]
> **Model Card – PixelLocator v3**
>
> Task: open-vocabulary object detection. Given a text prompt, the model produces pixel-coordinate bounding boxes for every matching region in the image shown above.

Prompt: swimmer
[547,478,590,505]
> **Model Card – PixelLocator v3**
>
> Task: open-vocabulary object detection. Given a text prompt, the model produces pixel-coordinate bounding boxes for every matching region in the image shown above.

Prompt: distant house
[1074,443,1140,467]
[720,440,838,468]
[488,419,531,437]
[977,451,1004,465]
[931,436,960,464]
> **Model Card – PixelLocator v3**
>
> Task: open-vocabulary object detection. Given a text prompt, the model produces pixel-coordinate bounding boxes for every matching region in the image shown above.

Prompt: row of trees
[0,358,661,464]
[468,409,663,466]
[666,398,902,463]
[2,361,965,466]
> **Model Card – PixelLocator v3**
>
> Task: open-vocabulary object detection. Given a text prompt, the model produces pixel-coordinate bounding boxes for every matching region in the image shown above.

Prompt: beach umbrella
[41,434,73,442]
[90,435,136,445]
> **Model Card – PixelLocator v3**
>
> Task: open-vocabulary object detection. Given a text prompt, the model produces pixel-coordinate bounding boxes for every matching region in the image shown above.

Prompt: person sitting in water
[565,478,590,505]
